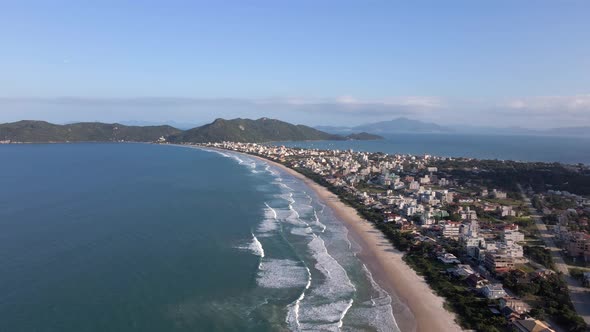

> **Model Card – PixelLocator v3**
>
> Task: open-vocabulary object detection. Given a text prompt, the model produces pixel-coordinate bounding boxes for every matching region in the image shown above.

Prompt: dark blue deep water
[0,143,397,332]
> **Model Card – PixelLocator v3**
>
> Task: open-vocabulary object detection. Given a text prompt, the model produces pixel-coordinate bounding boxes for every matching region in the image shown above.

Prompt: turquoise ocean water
[0,143,398,332]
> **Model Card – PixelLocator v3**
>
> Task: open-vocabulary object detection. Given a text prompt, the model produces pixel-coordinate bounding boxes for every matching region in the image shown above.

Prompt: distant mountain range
[0,118,383,143]
[317,117,590,137]
[316,117,450,134]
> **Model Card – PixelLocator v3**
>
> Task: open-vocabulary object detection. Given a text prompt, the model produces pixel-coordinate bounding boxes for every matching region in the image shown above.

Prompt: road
[518,184,590,325]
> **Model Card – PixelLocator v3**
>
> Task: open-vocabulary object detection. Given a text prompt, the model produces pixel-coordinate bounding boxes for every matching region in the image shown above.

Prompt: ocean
[273,133,590,165]
[0,143,398,332]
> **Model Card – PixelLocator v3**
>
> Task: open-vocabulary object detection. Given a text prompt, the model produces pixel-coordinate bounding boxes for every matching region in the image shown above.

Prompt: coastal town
[193,141,590,332]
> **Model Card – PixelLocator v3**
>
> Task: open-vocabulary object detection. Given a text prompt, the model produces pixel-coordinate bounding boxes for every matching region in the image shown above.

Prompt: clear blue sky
[1,0,589,128]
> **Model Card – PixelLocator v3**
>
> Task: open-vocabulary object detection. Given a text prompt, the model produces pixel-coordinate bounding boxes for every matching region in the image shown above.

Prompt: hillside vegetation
[0,118,382,143]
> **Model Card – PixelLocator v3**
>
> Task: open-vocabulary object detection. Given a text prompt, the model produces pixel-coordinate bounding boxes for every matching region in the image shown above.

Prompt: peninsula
[0,118,383,144]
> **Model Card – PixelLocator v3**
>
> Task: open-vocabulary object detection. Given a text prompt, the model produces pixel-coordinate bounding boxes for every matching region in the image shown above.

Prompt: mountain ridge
[0,118,383,143]
[317,117,450,134]
[317,117,590,137]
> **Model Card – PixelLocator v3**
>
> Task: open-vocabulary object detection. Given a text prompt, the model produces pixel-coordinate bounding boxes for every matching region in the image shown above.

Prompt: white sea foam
[342,264,399,332]
[286,265,312,330]
[250,233,264,258]
[338,299,354,328]
[235,233,265,259]
[296,300,355,331]
[257,259,309,289]
[313,209,327,233]
[257,203,279,236]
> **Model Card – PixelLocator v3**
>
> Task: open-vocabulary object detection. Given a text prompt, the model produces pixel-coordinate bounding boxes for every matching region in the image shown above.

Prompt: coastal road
[518,185,590,324]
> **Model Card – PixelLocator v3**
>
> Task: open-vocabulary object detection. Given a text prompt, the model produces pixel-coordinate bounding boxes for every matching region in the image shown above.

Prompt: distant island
[0,118,383,144]
[317,117,590,137]
[316,117,451,134]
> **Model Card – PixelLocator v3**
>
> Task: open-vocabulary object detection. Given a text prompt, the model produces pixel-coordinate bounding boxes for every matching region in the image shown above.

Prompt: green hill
[0,120,182,143]
[0,118,382,143]
[167,117,343,143]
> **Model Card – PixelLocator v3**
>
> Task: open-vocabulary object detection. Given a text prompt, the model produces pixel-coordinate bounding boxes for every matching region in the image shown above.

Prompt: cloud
[500,94,590,114]
[1,94,589,128]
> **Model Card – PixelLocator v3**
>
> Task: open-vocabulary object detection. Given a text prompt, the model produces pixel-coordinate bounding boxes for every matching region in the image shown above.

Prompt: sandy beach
[190,145,461,331]
[253,155,462,332]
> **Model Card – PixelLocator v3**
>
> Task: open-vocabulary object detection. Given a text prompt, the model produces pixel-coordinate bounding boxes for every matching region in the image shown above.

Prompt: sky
[1,0,589,128]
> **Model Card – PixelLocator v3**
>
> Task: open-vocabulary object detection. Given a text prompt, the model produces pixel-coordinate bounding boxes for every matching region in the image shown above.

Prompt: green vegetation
[503,271,587,331]
[344,132,383,140]
[377,223,509,331]
[169,118,343,143]
[433,158,590,196]
[523,245,555,269]
[569,267,586,283]
[0,118,383,144]
[0,120,182,143]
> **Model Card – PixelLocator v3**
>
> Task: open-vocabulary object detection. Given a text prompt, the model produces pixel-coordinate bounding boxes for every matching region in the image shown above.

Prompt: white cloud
[1,94,589,128]
[502,94,590,113]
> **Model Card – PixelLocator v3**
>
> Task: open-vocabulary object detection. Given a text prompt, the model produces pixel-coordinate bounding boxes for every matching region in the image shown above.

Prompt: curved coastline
[193,145,461,332]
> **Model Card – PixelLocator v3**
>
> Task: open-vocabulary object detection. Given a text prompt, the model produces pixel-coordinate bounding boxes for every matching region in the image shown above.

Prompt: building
[466,273,488,288]
[438,253,461,264]
[565,232,590,262]
[485,249,517,273]
[504,230,525,243]
[512,319,555,332]
[442,221,462,240]
[481,283,507,299]
[460,207,478,221]
[462,220,487,257]
[491,189,508,199]
[499,205,517,217]
[499,297,531,315]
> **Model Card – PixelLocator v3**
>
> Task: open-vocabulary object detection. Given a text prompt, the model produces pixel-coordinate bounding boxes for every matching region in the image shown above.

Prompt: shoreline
[194,145,461,332]
[258,155,462,332]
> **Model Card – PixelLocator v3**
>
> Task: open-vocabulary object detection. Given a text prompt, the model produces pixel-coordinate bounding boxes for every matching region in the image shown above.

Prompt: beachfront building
[438,253,461,264]
[484,242,525,274]
[481,283,507,299]
[499,297,531,315]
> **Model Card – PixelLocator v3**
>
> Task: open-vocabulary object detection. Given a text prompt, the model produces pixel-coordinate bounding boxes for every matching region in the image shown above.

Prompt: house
[501,306,523,321]
[531,268,555,280]
[491,189,508,199]
[466,273,488,288]
[449,264,475,278]
[481,283,507,299]
[438,253,461,264]
[512,318,555,332]
[499,297,531,315]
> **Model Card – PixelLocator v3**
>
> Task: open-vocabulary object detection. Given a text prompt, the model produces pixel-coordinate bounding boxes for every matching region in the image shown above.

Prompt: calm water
[274,133,590,164]
[0,143,398,332]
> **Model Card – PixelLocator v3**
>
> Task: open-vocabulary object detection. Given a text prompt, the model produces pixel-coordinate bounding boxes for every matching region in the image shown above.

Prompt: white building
[481,283,507,299]
[504,230,525,243]
[442,222,462,239]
